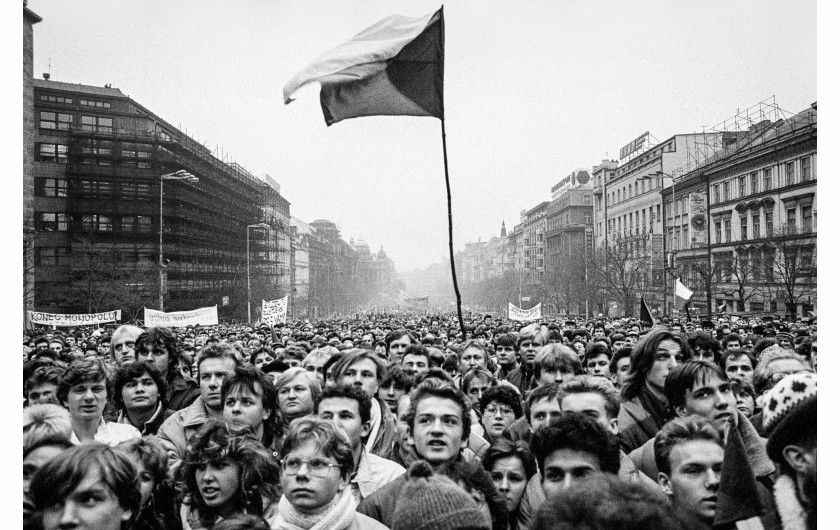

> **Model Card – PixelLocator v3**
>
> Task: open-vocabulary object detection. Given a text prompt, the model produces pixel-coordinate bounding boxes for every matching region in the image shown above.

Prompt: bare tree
[761,224,816,318]
[593,238,650,317]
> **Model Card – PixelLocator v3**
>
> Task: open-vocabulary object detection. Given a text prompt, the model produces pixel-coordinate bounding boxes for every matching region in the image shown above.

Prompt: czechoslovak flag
[283,7,444,126]
[675,278,694,307]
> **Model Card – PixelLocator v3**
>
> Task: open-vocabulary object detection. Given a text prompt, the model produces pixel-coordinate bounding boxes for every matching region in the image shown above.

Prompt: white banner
[508,303,542,322]
[144,306,218,327]
[29,310,121,327]
[262,296,289,326]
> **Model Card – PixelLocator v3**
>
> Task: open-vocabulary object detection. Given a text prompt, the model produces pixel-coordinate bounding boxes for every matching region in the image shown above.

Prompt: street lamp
[159,170,198,311]
[246,223,271,323]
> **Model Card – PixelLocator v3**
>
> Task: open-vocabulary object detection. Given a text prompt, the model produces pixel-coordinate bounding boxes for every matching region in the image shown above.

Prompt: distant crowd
[22,311,817,529]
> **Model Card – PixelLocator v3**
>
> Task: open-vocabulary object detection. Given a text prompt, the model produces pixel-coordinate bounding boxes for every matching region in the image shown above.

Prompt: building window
[765,210,774,236]
[786,207,797,232]
[584,214,592,224]
[715,221,722,243]
[713,184,720,203]
[722,181,730,201]
[802,205,812,232]
[39,111,73,130]
[37,143,68,163]
[724,219,731,242]
[740,215,747,240]
[80,99,111,108]
[785,162,795,186]
[81,214,113,232]
[752,213,760,238]
[750,171,759,194]
[36,178,68,197]
[80,115,113,133]
[79,180,113,198]
[121,215,153,233]
[39,94,73,104]
[35,247,70,266]
[36,213,71,231]
[801,157,812,181]
[738,176,746,197]
[764,168,773,191]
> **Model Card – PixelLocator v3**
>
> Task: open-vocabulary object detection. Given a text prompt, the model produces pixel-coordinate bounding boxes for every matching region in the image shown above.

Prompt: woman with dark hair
[481,438,536,529]
[116,436,180,530]
[113,362,174,436]
[249,346,276,372]
[178,421,281,529]
[617,329,690,453]
[222,365,283,456]
[478,385,523,444]
[29,443,141,530]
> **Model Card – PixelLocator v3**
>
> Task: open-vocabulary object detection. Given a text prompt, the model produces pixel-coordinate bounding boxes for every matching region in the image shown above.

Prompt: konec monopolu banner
[28,310,121,327]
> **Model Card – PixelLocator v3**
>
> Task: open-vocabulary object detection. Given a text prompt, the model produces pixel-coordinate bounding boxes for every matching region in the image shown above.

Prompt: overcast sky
[27,0,817,273]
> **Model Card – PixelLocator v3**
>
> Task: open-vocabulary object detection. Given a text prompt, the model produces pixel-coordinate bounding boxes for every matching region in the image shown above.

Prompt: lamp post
[246,223,271,323]
[159,170,198,311]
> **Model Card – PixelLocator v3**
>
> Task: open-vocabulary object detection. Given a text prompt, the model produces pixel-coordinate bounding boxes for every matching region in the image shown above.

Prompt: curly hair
[136,327,181,376]
[112,361,169,411]
[57,357,110,404]
[479,385,523,418]
[532,413,621,476]
[116,436,169,488]
[179,421,281,520]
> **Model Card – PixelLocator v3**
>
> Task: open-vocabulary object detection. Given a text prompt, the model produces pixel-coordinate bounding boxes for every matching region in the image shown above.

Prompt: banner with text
[144,306,218,327]
[508,303,542,321]
[29,310,121,327]
[262,296,289,326]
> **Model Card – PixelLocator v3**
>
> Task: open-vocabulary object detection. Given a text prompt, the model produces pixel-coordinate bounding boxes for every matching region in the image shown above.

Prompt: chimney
[42,73,50,80]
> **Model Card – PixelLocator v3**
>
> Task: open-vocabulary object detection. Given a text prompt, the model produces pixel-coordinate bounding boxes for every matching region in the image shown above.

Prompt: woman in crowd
[113,362,174,436]
[222,365,283,455]
[277,367,322,431]
[29,443,141,530]
[481,438,536,530]
[271,417,387,530]
[178,421,281,529]
[250,347,276,372]
[478,385,523,444]
[116,436,179,530]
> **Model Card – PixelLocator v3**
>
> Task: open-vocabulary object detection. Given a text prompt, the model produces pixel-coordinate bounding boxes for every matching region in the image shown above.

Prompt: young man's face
[318,396,371,453]
[338,358,379,397]
[541,448,601,498]
[725,339,741,351]
[645,339,684,391]
[538,364,575,386]
[518,339,540,366]
[529,396,561,433]
[677,374,737,435]
[409,396,467,467]
[65,379,108,421]
[495,344,517,366]
[723,355,754,384]
[659,439,724,526]
[28,383,60,406]
[198,357,237,411]
[691,347,715,363]
[401,354,429,378]
[611,356,632,388]
[459,347,486,374]
[135,341,170,376]
[40,468,133,530]
[388,335,412,358]
[560,392,618,435]
[585,354,610,378]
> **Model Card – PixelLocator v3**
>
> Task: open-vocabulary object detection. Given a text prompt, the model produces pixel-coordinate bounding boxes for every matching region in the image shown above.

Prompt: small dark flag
[640,298,654,326]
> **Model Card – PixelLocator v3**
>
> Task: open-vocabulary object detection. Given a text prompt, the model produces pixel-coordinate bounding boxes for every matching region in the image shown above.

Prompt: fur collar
[774,474,807,530]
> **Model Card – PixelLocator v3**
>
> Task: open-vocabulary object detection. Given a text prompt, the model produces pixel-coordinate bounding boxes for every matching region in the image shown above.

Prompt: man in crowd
[316,384,405,505]
[135,326,200,411]
[505,323,548,395]
[110,324,144,366]
[400,343,431,379]
[157,342,240,473]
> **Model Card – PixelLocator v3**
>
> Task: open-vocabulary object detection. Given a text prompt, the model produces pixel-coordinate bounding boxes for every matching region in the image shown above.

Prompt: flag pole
[441,119,466,339]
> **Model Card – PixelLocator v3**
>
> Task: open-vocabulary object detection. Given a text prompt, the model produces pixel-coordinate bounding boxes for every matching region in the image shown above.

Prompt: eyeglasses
[484,405,515,416]
[280,457,341,477]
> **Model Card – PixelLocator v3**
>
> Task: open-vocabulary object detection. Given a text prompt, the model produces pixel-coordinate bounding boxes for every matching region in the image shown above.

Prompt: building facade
[663,103,817,318]
[31,78,291,322]
[23,3,42,325]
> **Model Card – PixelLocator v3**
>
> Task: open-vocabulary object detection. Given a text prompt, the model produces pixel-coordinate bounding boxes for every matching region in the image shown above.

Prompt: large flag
[674,278,694,307]
[283,7,444,126]
[639,298,654,326]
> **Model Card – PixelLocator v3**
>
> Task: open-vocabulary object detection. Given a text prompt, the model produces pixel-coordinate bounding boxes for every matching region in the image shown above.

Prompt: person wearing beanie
[392,461,491,530]
[775,332,795,352]
[763,372,817,530]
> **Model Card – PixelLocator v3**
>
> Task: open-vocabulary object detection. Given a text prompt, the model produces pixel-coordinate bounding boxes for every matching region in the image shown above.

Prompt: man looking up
[316,384,405,505]
[156,342,240,474]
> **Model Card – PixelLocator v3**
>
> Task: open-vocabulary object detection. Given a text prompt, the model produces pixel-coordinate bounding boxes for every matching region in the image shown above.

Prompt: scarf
[638,384,672,429]
[273,487,355,530]
[774,475,808,530]
[364,398,383,454]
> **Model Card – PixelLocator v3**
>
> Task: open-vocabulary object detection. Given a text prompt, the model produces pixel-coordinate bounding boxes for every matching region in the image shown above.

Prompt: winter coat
[156,396,211,475]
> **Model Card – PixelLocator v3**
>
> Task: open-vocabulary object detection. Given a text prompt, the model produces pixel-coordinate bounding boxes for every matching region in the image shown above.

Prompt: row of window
[36,178,156,200]
[607,205,662,238]
[608,176,659,207]
[711,158,813,204]
[36,248,155,266]
[39,94,73,104]
[80,99,111,108]
[36,141,153,167]
[39,112,114,133]
[711,205,814,244]
[36,213,153,233]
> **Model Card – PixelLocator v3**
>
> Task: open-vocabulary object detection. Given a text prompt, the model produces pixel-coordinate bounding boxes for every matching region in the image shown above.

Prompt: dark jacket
[617,395,671,453]
[117,403,175,436]
[165,371,200,412]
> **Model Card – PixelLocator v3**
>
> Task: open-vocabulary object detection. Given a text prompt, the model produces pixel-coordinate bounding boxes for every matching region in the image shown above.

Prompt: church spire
[500,220,507,237]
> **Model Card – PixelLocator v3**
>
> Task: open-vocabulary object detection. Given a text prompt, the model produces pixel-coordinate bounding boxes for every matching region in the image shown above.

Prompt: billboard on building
[689,193,708,246]
[619,131,649,160]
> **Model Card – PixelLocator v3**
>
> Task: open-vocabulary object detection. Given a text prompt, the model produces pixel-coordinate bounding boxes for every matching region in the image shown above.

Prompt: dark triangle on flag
[384,6,444,119]
[639,297,654,326]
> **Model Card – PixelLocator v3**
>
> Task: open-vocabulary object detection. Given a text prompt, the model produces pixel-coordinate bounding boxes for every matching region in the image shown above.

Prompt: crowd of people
[22,311,817,529]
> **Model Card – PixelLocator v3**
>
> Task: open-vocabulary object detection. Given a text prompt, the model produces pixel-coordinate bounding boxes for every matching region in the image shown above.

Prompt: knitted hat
[392,461,490,530]
[775,332,795,344]
[763,372,817,463]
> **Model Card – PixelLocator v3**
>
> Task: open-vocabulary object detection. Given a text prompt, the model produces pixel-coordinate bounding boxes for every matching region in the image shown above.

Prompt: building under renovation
[30,78,291,322]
